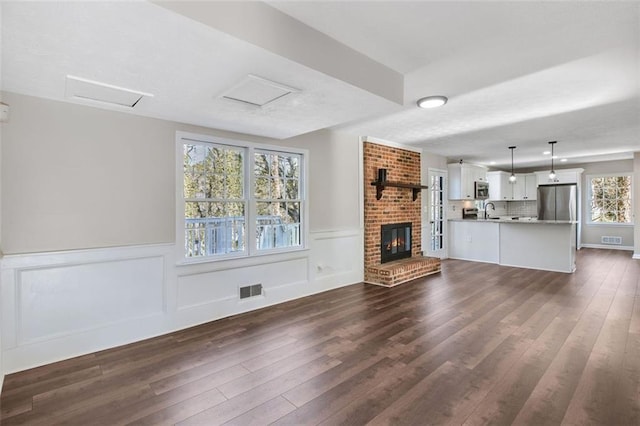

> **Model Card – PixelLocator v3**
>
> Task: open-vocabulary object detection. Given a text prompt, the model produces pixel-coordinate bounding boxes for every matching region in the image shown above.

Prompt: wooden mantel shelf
[370,180,428,201]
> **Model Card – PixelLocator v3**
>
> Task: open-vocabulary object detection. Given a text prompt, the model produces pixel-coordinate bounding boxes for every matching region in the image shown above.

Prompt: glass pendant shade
[508,146,516,183]
[548,141,557,179]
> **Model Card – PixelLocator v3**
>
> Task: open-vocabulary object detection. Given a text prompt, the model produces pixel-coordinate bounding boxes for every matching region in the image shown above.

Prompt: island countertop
[448,218,577,224]
[448,219,576,273]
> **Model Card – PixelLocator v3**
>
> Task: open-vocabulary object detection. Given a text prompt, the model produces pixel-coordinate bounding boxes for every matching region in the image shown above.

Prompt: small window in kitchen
[587,174,632,224]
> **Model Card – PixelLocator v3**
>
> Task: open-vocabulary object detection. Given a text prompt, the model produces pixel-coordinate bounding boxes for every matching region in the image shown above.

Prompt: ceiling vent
[220,74,300,107]
[65,75,153,108]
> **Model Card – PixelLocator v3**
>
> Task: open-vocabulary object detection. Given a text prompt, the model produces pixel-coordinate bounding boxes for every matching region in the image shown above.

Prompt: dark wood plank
[1,248,638,425]
[222,396,296,426]
[175,356,341,425]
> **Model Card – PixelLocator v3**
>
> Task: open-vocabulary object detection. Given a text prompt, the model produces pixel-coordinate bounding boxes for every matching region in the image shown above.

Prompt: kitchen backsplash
[507,200,537,217]
[445,200,537,219]
[446,200,479,219]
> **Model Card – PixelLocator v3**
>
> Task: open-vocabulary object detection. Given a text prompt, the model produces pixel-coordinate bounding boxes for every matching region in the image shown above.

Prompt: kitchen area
[446,162,583,273]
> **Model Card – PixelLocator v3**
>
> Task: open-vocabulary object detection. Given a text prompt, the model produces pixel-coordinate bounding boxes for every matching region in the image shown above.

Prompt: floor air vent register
[240,283,263,299]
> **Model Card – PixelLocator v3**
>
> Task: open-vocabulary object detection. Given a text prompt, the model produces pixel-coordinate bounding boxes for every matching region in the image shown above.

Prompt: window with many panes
[588,174,632,224]
[254,150,302,251]
[180,133,305,260]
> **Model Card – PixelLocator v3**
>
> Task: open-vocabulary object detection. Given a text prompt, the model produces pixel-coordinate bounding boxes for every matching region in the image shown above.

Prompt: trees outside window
[588,175,632,224]
[254,150,302,250]
[183,142,245,257]
[180,134,305,260]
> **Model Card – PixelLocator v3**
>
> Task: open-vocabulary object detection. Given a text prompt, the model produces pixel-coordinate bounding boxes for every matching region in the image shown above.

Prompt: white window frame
[586,172,634,227]
[176,131,309,263]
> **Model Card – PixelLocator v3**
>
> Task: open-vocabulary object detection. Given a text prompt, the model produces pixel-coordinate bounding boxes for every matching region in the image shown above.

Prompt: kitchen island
[448,218,577,273]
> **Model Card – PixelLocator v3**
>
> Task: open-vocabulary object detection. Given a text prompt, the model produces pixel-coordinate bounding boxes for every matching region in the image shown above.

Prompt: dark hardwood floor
[1,248,639,425]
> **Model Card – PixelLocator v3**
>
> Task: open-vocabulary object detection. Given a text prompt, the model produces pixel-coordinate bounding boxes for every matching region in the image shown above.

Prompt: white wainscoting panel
[18,256,164,344]
[175,256,310,328]
[1,228,363,374]
[1,244,172,373]
[309,229,364,290]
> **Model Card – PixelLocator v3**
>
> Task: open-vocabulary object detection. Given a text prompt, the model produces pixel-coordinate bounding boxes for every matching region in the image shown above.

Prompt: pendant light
[548,141,557,179]
[508,146,517,182]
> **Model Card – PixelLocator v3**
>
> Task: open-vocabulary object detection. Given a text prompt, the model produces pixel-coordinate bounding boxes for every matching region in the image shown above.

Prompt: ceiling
[2,1,639,170]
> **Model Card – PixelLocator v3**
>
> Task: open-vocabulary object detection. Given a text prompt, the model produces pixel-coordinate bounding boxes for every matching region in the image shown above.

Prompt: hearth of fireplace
[380,222,412,263]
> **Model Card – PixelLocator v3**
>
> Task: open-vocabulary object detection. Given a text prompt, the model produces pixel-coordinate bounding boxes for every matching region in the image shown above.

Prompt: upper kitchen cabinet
[487,171,512,200]
[448,163,487,200]
[487,171,536,201]
[513,173,537,200]
[535,168,584,185]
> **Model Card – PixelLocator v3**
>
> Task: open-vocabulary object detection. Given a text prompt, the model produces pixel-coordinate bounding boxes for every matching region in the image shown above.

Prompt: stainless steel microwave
[475,181,489,199]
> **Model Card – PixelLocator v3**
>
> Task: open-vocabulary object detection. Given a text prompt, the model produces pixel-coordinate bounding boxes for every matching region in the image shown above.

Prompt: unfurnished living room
[1,1,639,425]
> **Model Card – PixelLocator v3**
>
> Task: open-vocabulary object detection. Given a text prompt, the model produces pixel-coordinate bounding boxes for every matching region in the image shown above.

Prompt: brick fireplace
[363,141,441,286]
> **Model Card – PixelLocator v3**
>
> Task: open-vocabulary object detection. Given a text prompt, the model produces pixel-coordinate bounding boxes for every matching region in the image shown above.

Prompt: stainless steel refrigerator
[537,184,577,221]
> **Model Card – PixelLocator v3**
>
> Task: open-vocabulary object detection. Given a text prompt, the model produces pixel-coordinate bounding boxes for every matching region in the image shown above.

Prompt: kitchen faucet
[484,202,496,219]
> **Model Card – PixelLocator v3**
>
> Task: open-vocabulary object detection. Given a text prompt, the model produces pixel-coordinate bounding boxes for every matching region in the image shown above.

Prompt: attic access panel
[65,75,153,108]
[220,74,300,107]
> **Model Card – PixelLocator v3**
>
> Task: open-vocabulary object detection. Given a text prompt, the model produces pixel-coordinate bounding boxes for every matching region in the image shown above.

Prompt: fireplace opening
[381,222,412,263]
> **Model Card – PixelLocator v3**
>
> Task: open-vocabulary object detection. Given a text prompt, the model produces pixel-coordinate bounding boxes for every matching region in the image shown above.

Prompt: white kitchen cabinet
[448,220,499,263]
[448,163,487,200]
[449,219,577,273]
[471,166,488,183]
[487,171,512,200]
[535,169,582,185]
[513,173,537,200]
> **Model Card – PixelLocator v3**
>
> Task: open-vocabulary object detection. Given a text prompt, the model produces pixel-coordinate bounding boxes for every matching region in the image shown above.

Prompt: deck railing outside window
[185,216,300,257]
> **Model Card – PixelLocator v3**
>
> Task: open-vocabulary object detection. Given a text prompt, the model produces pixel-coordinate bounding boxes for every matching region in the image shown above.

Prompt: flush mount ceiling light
[548,141,557,179]
[508,146,517,182]
[417,95,448,109]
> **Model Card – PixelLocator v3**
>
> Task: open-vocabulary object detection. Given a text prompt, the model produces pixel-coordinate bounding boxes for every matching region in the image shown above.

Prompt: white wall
[2,92,187,253]
[421,150,447,173]
[280,129,361,231]
[577,159,635,250]
[635,152,640,259]
[0,92,364,373]
[1,2,5,390]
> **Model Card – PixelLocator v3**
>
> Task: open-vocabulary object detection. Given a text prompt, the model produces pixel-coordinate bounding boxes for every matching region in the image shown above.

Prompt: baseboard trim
[633,252,640,260]
[580,244,634,251]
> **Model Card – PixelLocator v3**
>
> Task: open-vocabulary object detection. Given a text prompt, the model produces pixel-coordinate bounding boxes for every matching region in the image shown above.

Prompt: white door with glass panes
[426,169,447,258]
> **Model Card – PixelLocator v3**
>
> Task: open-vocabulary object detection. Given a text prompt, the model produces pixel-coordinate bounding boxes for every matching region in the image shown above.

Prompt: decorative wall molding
[1,229,363,374]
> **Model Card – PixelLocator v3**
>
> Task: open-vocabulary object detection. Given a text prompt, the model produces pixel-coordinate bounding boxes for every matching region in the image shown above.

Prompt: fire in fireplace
[380,222,412,263]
